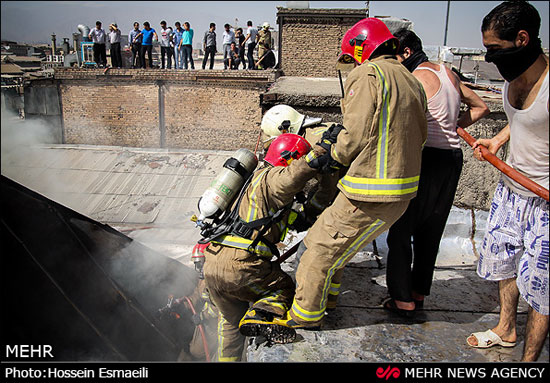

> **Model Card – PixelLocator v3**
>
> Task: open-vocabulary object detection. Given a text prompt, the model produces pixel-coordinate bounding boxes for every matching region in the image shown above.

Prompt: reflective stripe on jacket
[334,55,428,202]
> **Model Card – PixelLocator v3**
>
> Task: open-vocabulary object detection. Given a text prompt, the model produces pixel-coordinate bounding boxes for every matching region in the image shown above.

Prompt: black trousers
[239,46,246,69]
[141,45,153,68]
[246,42,256,69]
[93,43,107,67]
[202,45,216,69]
[110,42,122,68]
[161,46,173,69]
[386,147,463,302]
[131,43,142,68]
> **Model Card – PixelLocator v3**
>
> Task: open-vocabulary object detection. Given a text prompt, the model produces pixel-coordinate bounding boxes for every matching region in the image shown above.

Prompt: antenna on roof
[366,1,370,17]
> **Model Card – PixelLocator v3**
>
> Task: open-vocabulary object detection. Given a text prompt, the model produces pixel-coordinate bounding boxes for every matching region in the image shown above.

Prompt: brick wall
[277,8,365,77]
[55,68,278,150]
[61,82,159,147]
[164,84,262,150]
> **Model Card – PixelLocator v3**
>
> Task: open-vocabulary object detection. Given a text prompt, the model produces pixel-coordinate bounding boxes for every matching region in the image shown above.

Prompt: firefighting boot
[272,311,321,331]
[239,308,297,344]
[326,294,338,312]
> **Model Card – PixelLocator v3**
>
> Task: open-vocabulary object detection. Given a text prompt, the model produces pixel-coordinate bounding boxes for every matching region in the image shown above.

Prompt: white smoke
[1,101,60,179]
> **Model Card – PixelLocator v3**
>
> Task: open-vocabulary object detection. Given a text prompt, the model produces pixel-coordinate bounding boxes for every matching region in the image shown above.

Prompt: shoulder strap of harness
[199,168,292,259]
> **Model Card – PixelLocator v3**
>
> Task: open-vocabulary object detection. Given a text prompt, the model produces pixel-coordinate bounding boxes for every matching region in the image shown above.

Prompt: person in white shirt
[159,20,174,69]
[222,23,235,70]
[467,1,549,363]
[88,20,107,67]
[242,20,258,69]
[108,23,122,68]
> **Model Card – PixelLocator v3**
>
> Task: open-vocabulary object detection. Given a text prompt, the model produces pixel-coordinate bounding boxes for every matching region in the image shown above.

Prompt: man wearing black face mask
[383,29,489,318]
[466,1,548,362]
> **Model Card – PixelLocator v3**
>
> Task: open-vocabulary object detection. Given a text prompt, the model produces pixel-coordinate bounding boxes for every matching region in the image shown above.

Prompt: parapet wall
[26,68,507,210]
[53,67,280,151]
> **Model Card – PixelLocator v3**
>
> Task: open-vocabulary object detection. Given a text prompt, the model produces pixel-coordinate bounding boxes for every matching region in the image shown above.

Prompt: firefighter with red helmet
[260,104,345,223]
[201,133,329,361]
[255,18,429,332]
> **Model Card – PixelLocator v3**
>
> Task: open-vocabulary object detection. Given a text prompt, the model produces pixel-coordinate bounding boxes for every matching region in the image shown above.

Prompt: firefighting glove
[306,123,343,173]
[289,210,313,233]
[317,123,344,151]
[306,150,343,174]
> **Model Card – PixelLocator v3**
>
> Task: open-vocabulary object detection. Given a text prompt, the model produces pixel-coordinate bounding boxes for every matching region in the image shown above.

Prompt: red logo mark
[376,366,401,380]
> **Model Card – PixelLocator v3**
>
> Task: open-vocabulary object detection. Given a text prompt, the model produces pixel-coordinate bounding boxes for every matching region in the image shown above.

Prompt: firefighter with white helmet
[260,104,345,233]
[260,104,305,138]
[200,133,335,361]
[253,18,429,332]
[256,22,272,69]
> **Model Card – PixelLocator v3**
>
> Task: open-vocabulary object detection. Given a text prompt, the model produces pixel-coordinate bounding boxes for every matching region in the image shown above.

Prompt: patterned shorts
[477,181,549,315]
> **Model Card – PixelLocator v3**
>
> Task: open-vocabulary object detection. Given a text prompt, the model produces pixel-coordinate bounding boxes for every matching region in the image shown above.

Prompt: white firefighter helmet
[261,104,305,138]
[262,22,270,29]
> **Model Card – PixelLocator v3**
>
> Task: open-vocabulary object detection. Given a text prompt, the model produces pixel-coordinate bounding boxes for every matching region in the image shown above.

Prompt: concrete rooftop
[1,142,548,363]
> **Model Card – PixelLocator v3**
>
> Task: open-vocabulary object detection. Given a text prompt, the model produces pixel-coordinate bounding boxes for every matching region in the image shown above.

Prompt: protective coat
[203,146,324,361]
[333,55,428,203]
[289,55,428,326]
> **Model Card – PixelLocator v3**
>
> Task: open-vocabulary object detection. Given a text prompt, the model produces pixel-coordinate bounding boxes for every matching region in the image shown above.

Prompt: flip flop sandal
[467,329,516,349]
[413,299,424,310]
[383,298,416,319]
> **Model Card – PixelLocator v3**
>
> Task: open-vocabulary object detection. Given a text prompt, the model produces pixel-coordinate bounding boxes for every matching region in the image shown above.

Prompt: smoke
[1,103,59,178]
[1,102,206,361]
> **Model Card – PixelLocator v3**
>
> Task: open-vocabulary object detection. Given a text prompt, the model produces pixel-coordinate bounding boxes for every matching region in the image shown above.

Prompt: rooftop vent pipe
[78,24,91,42]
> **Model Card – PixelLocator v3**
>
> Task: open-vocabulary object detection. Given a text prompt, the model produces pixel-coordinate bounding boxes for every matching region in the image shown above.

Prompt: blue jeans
[182,45,194,69]
[175,46,184,69]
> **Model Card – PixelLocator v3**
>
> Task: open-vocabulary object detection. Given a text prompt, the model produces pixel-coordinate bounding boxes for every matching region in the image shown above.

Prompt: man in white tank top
[467,1,549,362]
[384,29,489,318]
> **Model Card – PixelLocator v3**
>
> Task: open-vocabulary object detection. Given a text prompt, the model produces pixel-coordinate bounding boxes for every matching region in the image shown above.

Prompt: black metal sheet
[1,175,198,361]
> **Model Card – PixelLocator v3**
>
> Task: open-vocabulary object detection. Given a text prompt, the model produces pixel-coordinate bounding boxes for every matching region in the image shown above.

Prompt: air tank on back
[197,148,258,222]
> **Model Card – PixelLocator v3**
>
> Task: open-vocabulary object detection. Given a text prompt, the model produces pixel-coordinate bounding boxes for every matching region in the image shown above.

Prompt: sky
[1,1,549,50]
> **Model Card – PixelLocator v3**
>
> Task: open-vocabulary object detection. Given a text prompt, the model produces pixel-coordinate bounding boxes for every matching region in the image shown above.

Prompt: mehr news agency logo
[375,365,546,380]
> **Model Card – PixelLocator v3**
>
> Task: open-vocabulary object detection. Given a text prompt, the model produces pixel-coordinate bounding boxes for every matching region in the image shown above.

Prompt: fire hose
[182,296,211,362]
[456,127,549,202]
[274,127,550,265]
[158,295,211,362]
[275,241,302,264]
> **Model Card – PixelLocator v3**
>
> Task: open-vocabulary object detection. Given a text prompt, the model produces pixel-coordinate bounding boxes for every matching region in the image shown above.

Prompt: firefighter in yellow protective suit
[260,104,343,222]
[202,133,332,361]
[260,105,351,309]
[256,22,272,69]
[258,18,429,331]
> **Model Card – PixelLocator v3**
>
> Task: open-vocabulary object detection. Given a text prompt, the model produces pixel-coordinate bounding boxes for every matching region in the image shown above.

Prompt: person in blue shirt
[179,21,195,69]
[137,21,157,68]
[173,22,185,69]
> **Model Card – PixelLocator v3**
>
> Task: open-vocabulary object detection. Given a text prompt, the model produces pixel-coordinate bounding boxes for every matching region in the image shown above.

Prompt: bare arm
[457,82,490,129]
[472,124,510,161]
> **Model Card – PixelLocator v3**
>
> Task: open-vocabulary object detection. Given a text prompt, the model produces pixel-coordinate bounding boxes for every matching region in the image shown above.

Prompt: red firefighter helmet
[263,133,312,167]
[337,18,398,66]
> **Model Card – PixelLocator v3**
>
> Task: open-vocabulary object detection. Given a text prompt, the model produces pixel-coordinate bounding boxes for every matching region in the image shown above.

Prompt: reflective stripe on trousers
[217,315,240,362]
[291,219,386,323]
